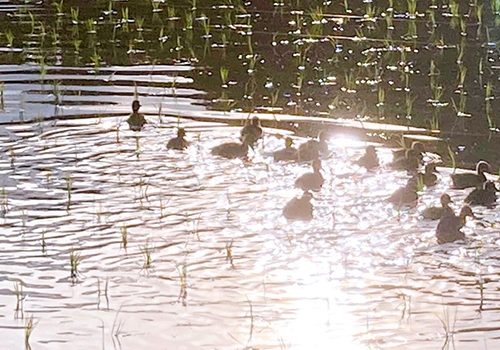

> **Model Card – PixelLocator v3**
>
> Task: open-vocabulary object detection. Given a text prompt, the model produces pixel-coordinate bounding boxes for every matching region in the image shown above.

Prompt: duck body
[297,131,329,162]
[387,177,418,206]
[436,205,474,244]
[421,193,454,220]
[126,100,147,131]
[418,163,439,187]
[211,138,250,159]
[451,161,489,189]
[295,159,324,192]
[464,181,498,207]
[167,128,189,150]
[283,192,313,220]
[389,149,421,172]
[355,145,379,170]
[240,116,263,147]
[273,137,298,162]
[392,141,425,162]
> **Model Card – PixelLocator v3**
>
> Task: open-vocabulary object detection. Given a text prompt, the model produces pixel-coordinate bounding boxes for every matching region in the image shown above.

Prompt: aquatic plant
[225,240,234,267]
[5,29,14,47]
[69,249,82,279]
[140,242,152,269]
[97,277,109,309]
[485,82,494,130]
[120,226,128,249]
[0,82,4,110]
[436,305,458,349]
[25,314,37,350]
[13,281,24,314]
[40,232,46,252]
[64,173,72,206]
[447,145,456,173]
[70,7,79,25]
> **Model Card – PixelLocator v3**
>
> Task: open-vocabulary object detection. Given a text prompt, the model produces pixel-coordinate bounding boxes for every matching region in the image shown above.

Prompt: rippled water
[1,86,500,349]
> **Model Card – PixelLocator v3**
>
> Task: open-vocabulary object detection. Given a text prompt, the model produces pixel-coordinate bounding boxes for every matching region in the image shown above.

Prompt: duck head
[459,205,475,219]
[250,116,261,126]
[411,141,425,153]
[365,145,376,155]
[425,163,439,174]
[440,193,453,206]
[132,100,141,112]
[285,137,293,148]
[177,127,186,137]
[483,180,498,192]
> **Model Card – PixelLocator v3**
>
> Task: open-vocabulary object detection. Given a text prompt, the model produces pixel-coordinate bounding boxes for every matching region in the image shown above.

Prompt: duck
[211,136,251,159]
[389,148,421,172]
[126,100,147,131]
[464,181,498,207]
[282,191,313,220]
[167,127,189,150]
[387,177,418,206]
[418,163,439,187]
[421,193,454,220]
[273,137,298,162]
[435,205,474,244]
[392,141,425,164]
[240,116,263,148]
[355,145,379,170]
[451,160,490,189]
[295,159,324,192]
[297,131,329,162]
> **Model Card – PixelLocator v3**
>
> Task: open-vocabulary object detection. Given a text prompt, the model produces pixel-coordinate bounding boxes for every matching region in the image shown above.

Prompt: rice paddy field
[1,0,500,349]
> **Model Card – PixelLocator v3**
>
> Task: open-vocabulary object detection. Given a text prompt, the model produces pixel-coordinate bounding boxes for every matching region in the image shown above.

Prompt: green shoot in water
[120,226,128,249]
[447,145,456,173]
[140,242,152,269]
[70,249,82,279]
[25,314,37,350]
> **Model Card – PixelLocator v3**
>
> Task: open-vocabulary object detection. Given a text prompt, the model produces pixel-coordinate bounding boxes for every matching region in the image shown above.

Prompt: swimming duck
[435,205,474,244]
[389,149,421,172]
[297,131,329,162]
[355,145,379,170]
[240,116,263,148]
[451,160,490,189]
[418,163,439,187]
[464,181,498,207]
[273,137,298,162]
[211,136,251,159]
[392,141,425,164]
[421,193,454,220]
[295,159,324,192]
[283,191,313,221]
[167,128,189,150]
[126,100,147,131]
[387,177,418,206]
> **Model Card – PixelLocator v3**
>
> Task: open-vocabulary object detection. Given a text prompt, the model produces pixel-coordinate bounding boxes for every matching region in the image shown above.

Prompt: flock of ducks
[126,100,497,245]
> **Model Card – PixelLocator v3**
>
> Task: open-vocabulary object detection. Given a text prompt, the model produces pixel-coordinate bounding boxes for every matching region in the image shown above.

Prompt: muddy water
[0,93,499,349]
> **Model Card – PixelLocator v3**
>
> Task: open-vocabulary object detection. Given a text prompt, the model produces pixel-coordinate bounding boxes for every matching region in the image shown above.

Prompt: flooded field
[1,0,500,349]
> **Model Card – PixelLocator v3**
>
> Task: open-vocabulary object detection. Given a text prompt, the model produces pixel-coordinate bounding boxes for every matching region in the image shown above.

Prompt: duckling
[355,145,379,170]
[421,193,454,220]
[436,205,474,244]
[387,177,418,206]
[418,163,439,187]
[392,141,425,164]
[283,191,313,221]
[126,100,147,131]
[297,131,329,162]
[451,160,490,189]
[295,159,324,192]
[167,128,189,150]
[240,116,263,148]
[273,137,298,162]
[211,136,251,159]
[464,181,498,207]
[389,149,421,172]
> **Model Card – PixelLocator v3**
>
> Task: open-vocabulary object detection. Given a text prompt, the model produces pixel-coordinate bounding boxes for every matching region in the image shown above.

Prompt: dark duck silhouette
[240,116,263,148]
[464,181,498,207]
[421,193,454,220]
[418,163,439,187]
[451,160,490,189]
[297,131,329,162]
[273,137,298,162]
[355,145,379,170]
[295,159,324,192]
[126,100,147,131]
[389,149,421,172]
[167,127,189,150]
[283,191,313,221]
[392,141,425,164]
[436,205,474,244]
[211,136,251,159]
[387,177,418,207]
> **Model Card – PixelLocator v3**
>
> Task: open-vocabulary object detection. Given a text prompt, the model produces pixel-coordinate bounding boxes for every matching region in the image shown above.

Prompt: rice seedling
[135,16,145,33]
[86,18,96,34]
[225,240,234,267]
[72,38,82,53]
[13,281,24,314]
[97,277,110,309]
[485,82,495,129]
[90,51,101,73]
[120,226,128,249]
[69,249,82,279]
[177,263,187,304]
[51,80,61,105]
[64,173,72,207]
[140,242,152,269]
[475,4,483,38]
[40,231,46,252]
[447,144,456,173]
[220,66,229,87]
[184,9,193,30]
[121,7,130,32]
[1,187,8,216]
[449,0,460,30]
[0,82,4,110]
[70,6,79,24]
[5,29,14,47]
[199,13,211,39]
[112,303,126,349]
[25,314,37,350]
[436,304,458,349]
